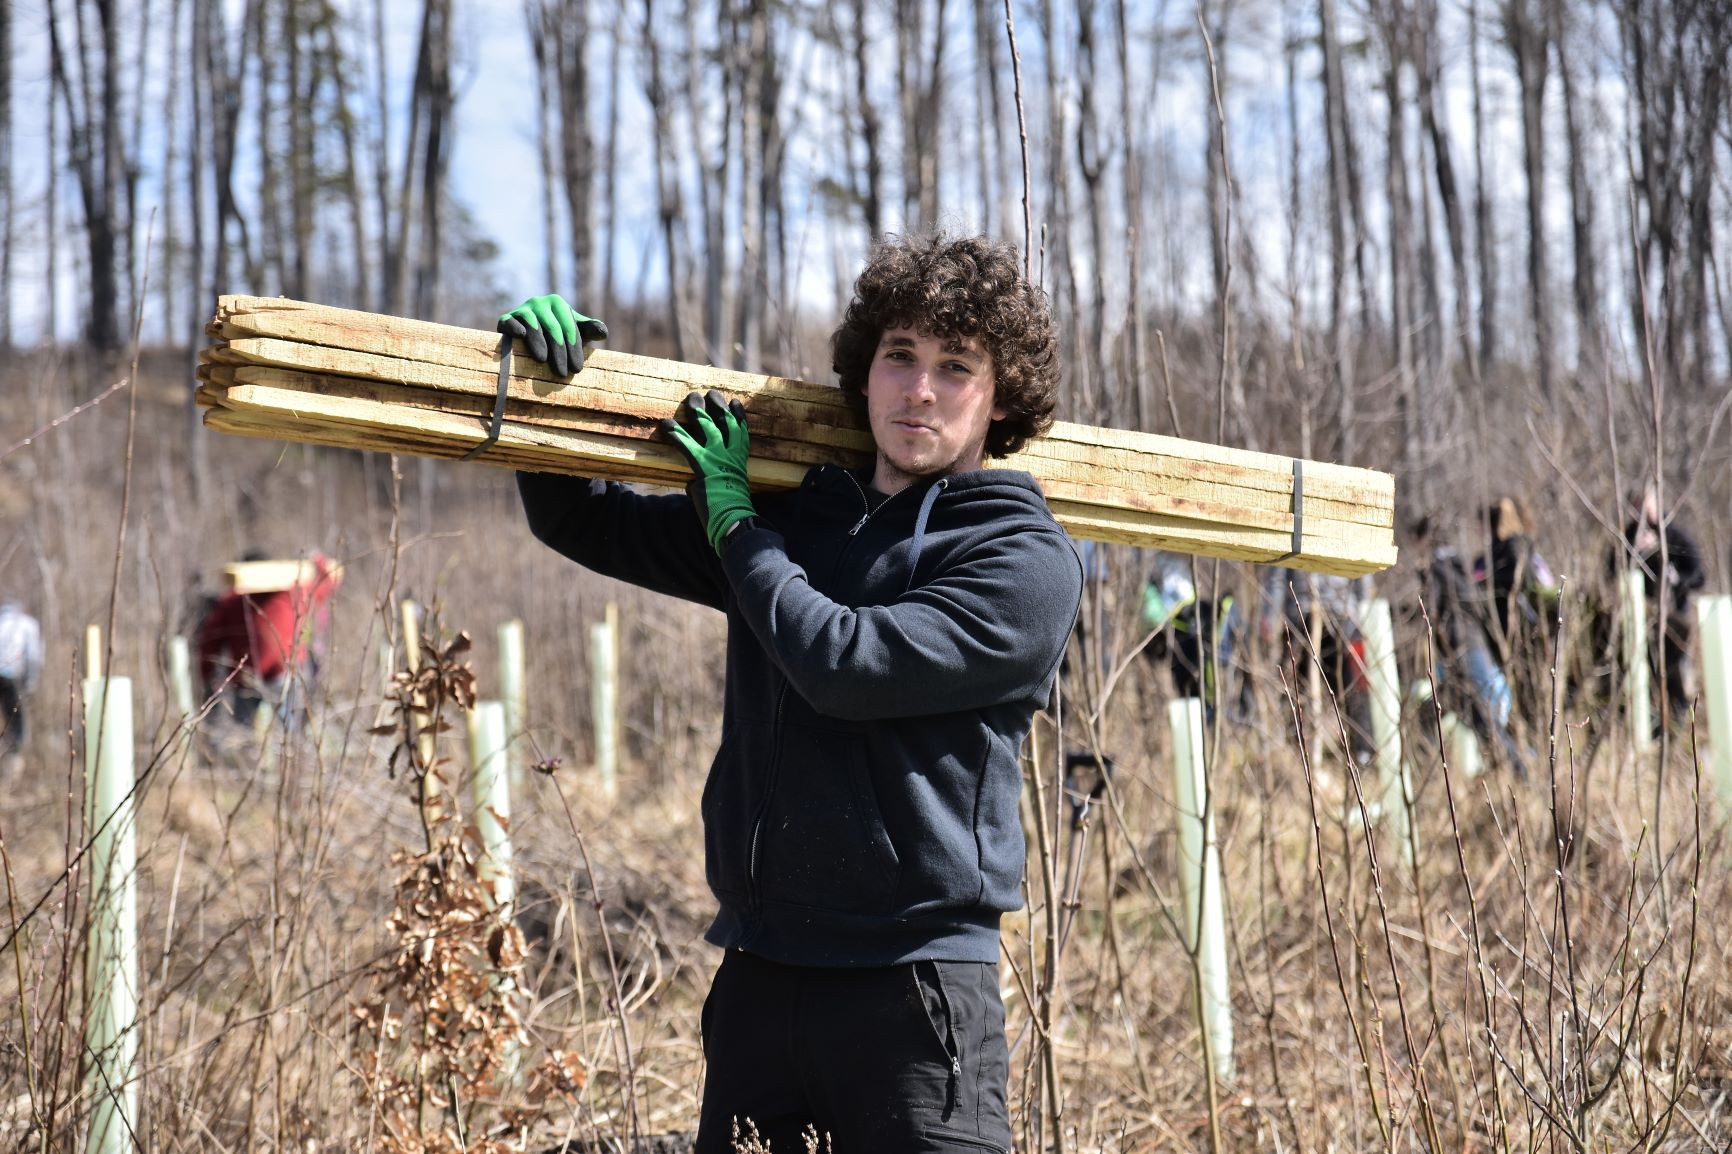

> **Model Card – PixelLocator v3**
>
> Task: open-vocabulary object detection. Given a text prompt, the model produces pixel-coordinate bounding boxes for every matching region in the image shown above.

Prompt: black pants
[696,950,1011,1154]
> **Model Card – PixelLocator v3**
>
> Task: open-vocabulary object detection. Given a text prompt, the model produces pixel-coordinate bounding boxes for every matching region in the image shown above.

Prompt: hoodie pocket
[700,726,757,902]
[759,723,900,912]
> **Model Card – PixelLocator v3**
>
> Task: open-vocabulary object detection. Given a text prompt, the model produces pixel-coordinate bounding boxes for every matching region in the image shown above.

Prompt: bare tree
[895,0,947,229]
[257,0,283,292]
[1504,0,1554,398]
[123,0,152,327]
[1040,0,1080,415]
[1552,0,1601,378]
[186,0,211,485]
[638,0,686,357]
[1469,0,1498,369]
[373,0,398,309]
[687,0,732,362]
[973,0,1009,238]
[46,0,128,355]
[1116,0,1147,430]
[1378,2,1422,507]
[554,0,595,307]
[1413,0,1477,381]
[1319,0,1363,459]
[323,8,372,310]
[601,20,623,320]
[286,0,316,301]
[160,0,185,337]
[415,0,453,321]
[0,0,11,348]
[1681,6,1730,388]
[528,0,560,292]
[200,0,261,302]
[852,0,884,241]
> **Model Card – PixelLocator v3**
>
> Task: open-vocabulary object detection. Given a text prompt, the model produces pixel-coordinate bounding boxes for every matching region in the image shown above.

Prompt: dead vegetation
[1,348,1730,1152]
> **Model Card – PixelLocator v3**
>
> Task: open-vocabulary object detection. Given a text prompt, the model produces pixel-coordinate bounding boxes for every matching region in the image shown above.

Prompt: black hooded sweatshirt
[518,464,1084,966]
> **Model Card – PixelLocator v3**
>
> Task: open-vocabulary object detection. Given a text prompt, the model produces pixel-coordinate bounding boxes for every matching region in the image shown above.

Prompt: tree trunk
[893,0,947,230]
[557,0,594,307]
[601,20,622,320]
[851,0,883,241]
[412,0,453,321]
[1116,0,1146,431]
[124,0,153,330]
[1319,0,1357,461]
[528,0,560,291]
[1075,0,1110,423]
[973,0,1005,238]
[1470,0,1497,369]
[687,0,729,362]
[895,0,919,227]
[373,0,399,312]
[1,0,11,349]
[639,0,685,358]
[1041,0,1079,416]
[257,0,283,293]
[1552,0,1601,378]
[1413,0,1477,381]
[207,0,259,307]
[47,21,58,344]
[761,26,789,368]
[324,14,371,310]
[734,0,766,371]
[1681,10,1729,390]
[1383,8,1422,510]
[1506,0,1554,399]
[187,0,211,487]
[287,0,316,301]
[47,0,123,356]
[160,0,185,338]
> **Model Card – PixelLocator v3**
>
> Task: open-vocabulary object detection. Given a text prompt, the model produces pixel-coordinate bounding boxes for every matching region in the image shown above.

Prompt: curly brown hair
[830,232,1060,459]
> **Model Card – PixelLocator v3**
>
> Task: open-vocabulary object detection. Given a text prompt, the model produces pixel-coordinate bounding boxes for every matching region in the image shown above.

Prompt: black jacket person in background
[1610,485,1707,726]
[508,233,1083,1154]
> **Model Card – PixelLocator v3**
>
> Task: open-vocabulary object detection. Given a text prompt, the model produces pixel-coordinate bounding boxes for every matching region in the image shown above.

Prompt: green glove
[498,294,609,377]
[659,390,757,552]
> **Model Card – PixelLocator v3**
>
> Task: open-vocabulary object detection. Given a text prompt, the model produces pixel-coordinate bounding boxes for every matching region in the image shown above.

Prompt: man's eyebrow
[942,338,983,357]
[881,334,917,347]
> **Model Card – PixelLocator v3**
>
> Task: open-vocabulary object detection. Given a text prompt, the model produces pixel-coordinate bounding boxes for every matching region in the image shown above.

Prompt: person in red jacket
[196,553,341,729]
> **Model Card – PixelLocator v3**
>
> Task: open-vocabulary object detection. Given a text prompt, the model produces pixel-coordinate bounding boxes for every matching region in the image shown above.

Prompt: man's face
[864,327,1004,495]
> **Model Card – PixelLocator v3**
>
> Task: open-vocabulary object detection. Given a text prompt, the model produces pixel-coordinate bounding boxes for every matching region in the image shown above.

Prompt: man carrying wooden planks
[513,233,1083,1154]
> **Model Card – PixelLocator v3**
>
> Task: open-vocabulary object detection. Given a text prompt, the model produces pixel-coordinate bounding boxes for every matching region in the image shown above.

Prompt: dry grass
[2,347,1730,1152]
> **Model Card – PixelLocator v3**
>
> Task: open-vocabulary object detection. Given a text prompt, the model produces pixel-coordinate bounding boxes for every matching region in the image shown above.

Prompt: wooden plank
[223,559,342,594]
[207,378,1385,546]
[207,305,1392,512]
[201,339,1383,532]
[202,295,1400,573]
[204,405,1394,576]
[212,295,1394,498]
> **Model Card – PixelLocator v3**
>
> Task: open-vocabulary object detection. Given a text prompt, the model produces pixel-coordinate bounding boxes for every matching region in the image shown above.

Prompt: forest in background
[5,0,1732,1150]
[0,0,1728,566]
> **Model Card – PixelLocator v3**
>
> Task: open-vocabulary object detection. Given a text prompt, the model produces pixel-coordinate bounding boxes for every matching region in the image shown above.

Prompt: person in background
[1142,553,1242,723]
[1472,494,1561,725]
[196,552,342,730]
[505,232,1082,1154]
[1260,566,1373,764]
[1413,515,1529,778]
[1610,485,1707,728]
[0,599,44,772]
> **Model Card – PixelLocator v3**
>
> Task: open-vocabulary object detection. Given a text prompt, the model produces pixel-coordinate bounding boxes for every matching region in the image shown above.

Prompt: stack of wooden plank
[224,559,342,595]
[197,295,1397,577]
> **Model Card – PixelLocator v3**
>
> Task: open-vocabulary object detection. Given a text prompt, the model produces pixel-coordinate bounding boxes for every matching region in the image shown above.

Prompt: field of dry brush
[3,349,1729,1152]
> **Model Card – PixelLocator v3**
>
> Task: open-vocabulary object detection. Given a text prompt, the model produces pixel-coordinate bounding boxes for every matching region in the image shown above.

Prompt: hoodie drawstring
[905,479,948,593]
